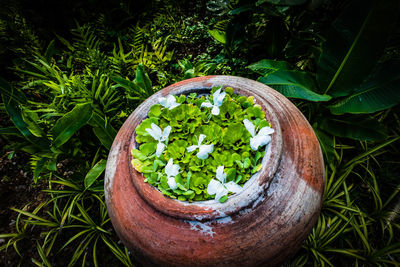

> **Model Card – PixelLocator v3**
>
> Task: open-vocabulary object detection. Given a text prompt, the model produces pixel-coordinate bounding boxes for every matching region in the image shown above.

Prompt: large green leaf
[247,59,291,76]
[208,29,226,44]
[84,159,107,188]
[318,116,387,141]
[88,113,117,150]
[313,127,336,166]
[317,0,399,97]
[134,63,153,97]
[2,95,49,148]
[0,77,27,104]
[329,59,400,114]
[259,70,331,101]
[257,0,307,5]
[51,103,92,147]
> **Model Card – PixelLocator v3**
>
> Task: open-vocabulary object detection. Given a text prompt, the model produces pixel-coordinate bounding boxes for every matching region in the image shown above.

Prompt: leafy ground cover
[0,0,400,266]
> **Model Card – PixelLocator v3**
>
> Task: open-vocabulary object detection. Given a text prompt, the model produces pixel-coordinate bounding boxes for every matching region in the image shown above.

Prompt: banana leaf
[318,116,387,141]
[259,70,331,101]
[329,59,400,114]
[317,0,399,97]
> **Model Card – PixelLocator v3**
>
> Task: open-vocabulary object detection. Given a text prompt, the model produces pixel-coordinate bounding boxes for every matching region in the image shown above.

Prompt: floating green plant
[131,86,274,202]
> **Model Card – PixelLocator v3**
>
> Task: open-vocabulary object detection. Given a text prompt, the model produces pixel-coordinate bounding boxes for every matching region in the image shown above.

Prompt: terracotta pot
[105,76,325,266]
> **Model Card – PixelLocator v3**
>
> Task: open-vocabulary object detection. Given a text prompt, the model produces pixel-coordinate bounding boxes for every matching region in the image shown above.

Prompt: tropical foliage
[0,0,399,266]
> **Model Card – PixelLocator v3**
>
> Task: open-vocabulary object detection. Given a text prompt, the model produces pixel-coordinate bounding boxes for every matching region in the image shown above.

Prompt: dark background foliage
[1,0,400,266]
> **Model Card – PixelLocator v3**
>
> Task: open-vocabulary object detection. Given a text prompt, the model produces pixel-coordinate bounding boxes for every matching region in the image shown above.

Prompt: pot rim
[127,76,283,221]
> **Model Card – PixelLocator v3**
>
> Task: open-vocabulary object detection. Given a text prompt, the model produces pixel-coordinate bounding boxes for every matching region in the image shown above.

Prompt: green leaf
[44,39,56,61]
[208,29,226,44]
[313,127,335,165]
[149,104,162,117]
[0,77,27,104]
[21,108,45,138]
[257,0,307,5]
[111,76,140,93]
[229,5,253,15]
[89,113,117,149]
[259,70,332,101]
[33,158,47,183]
[247,59,291,76]
[2,95,49,148]
[135,117,159,136]
[134,63,153,96]
[317,0,399,96]
[223,123,245,145]
[318,116,387,141]
[85,159,107,188]
[0,127,23,136]
[329,59,400,114]
[51,103,92,147]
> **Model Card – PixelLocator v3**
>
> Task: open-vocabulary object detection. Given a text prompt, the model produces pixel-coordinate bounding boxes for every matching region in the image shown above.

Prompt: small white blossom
[207,166,242,202]
[200,88,226,115]
[146,123,172,157]
[165,158,180,190]
[243,119,274,151]
[158,95,180,110]
[186,134,214,160]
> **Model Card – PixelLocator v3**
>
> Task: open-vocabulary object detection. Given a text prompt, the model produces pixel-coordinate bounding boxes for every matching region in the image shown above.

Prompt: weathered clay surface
[105,76,325,266]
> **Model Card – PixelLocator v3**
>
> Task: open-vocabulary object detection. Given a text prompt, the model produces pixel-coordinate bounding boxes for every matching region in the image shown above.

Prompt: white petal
[186,145,198,153]
[166,95,180,110]
[197,144,214,160]
[168,102,180,110]
[213,88,222,101]
[147,123,162,141]
[250,135,271,150]
[201,101,213,108]
[216,166,226,184]
[170,163,180,177]
[207,179,221,195]
[161,126,172,141]
[166,95,176,106]
[211,105,220,115]
[215,186,229,202]
[165,158,173,172]
[225,181,242,193]
[256,135,271,149]
[158,97,168,107]
[243,119,255,137]
[198,134,206,146]
[167,177,178,190]
[156,142,165,157]
[258,126,274,136]
[214,91,226,106]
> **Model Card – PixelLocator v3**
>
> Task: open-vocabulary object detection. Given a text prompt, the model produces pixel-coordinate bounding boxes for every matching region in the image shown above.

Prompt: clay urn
[105,75,325,266]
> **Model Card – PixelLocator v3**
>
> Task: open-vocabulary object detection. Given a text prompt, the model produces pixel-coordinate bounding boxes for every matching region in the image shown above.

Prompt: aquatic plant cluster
[131,86,274,202]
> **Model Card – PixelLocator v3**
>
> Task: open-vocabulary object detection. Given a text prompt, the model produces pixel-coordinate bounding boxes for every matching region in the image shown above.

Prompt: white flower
[158,95,180,110]
[243,119,274,151]
[186,134,214,160]
[200,88,226,115]
[207,166,242,202]
[165,158,180,190]
[145,123,172,157]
